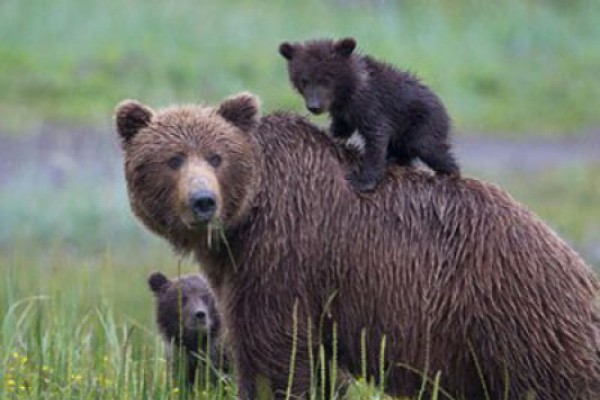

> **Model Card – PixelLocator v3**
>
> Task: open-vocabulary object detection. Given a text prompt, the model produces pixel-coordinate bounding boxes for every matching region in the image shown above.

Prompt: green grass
[0,248,402,399]
[1,0,599,135]
[0,248,223,399]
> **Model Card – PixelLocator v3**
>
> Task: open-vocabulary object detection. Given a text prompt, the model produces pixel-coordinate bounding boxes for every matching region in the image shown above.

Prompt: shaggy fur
[148,272,229,386]
[116,94,600,400]
[279,37,459,191]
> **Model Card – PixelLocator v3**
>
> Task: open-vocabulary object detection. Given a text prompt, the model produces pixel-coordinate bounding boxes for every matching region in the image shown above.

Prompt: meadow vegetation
[0,0,599,134]
[1,0,599,398]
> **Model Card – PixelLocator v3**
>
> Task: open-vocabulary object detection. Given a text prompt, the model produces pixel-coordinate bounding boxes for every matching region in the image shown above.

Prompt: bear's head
[148,272,220,341]
[279,37,357,115]
[115,93,261,253]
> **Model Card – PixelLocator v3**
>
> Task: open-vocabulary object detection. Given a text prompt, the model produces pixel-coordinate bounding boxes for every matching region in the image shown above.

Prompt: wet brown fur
[116,95,600,399]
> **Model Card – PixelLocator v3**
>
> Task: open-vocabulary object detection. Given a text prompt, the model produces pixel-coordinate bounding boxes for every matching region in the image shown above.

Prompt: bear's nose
[306,97,323,115]
[307,105,323,115]
[190,190,217,222]
[195,310,206,321]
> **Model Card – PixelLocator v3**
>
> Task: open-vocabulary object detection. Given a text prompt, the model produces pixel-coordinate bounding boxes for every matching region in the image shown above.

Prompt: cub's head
[279,37,357,115]
[115,93,261,253]
[148,272,220,340]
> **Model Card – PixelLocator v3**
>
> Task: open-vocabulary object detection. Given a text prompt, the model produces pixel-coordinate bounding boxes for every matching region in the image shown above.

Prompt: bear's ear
[114,100,154,144]
[217,92,261,132]
[148,272,170,294]
[334,37,356,57]
[279,42,297,60]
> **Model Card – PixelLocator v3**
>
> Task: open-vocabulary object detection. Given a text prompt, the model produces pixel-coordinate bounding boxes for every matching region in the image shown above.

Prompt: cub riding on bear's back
[279,37,459,191]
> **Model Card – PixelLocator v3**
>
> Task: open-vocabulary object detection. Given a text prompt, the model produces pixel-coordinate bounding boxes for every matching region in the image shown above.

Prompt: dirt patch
[2,125,598,184]
[0,124,121,185]
[456,132,600,173]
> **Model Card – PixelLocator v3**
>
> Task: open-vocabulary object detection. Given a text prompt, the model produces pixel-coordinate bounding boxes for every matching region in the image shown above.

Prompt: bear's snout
[195,310,206,321]
[190,190,217,222]
[306,99,324,115]
[307,104,323,115]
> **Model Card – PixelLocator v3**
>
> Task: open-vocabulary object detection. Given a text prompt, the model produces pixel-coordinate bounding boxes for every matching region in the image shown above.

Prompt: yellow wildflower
[71,374,83,381]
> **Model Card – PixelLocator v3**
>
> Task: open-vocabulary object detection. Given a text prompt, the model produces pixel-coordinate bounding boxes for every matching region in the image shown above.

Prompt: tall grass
[1,247,178,399]
[0,0,599,134]
[1,250,422,399]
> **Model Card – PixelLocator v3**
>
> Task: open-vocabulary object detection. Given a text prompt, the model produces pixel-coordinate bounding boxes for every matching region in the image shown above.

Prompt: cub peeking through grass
[148,272,230,388]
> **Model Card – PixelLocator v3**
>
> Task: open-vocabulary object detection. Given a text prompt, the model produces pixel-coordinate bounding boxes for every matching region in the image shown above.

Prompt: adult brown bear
[115,93,600,399]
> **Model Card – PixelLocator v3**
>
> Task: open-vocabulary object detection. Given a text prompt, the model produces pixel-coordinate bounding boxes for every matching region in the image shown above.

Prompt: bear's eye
[207,154,222,168]
[300,78,309,88]
[179,294,188,305]
[319,76,332,86]
[167,154,186,170]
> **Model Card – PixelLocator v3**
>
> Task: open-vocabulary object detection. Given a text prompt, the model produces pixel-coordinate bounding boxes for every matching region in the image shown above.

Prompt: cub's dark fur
[148,272,229,387]
[279,37,460,191]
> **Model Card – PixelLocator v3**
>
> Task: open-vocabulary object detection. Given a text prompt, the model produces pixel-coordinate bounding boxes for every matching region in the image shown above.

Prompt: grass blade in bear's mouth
[206,219,226,250]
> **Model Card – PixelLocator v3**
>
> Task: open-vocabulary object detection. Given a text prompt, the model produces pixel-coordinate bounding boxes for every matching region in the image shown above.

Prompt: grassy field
[1,0,600,398]
[0,0,599,135]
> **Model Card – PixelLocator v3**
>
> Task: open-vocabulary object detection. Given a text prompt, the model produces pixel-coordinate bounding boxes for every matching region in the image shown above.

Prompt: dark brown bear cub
[148,272,229,387]
[279,37,459,191]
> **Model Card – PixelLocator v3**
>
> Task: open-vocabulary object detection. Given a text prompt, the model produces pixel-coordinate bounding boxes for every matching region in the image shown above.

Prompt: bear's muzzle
[190,189,217,223]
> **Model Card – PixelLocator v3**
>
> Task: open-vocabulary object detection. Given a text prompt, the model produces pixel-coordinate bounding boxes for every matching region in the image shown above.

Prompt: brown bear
[279,37,459,192]
[116,93,600,400]
[148,272,229,387]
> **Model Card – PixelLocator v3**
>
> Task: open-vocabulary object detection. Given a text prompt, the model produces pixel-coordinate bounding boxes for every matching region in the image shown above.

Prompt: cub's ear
[334,37,356,57]
[114,100,154,144]
[148,272,170,295]
[217,92,261,132]
[279,42,297,60]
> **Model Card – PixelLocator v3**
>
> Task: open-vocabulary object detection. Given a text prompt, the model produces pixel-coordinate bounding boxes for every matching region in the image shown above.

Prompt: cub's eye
[167,154,185,170]
[319,76,332,86]
[179,294,188,305]
[207,154,222,168]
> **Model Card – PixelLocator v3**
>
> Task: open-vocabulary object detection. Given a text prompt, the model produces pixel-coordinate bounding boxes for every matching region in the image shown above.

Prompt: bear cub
[279,37,460,191]
[148,272,229,387]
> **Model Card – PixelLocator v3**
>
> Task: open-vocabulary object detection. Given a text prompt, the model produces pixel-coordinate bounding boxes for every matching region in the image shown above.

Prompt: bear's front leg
[235,367,257,400]
[347,124,390,192]
[234,339,314,400]
[230,298,317,399]
[330,116,355,139]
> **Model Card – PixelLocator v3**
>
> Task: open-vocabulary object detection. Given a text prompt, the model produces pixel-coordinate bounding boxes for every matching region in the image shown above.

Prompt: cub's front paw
[347,170,378,192]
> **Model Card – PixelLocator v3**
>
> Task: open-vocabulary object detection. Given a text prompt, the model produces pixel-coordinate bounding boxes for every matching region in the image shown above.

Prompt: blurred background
[1,0,599,397]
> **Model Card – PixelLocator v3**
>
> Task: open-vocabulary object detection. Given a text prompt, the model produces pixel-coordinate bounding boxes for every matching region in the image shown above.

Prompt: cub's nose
[306,98,323,115]
[307,105,322,114]
[190,190,217,222]
[195,310,207,321]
